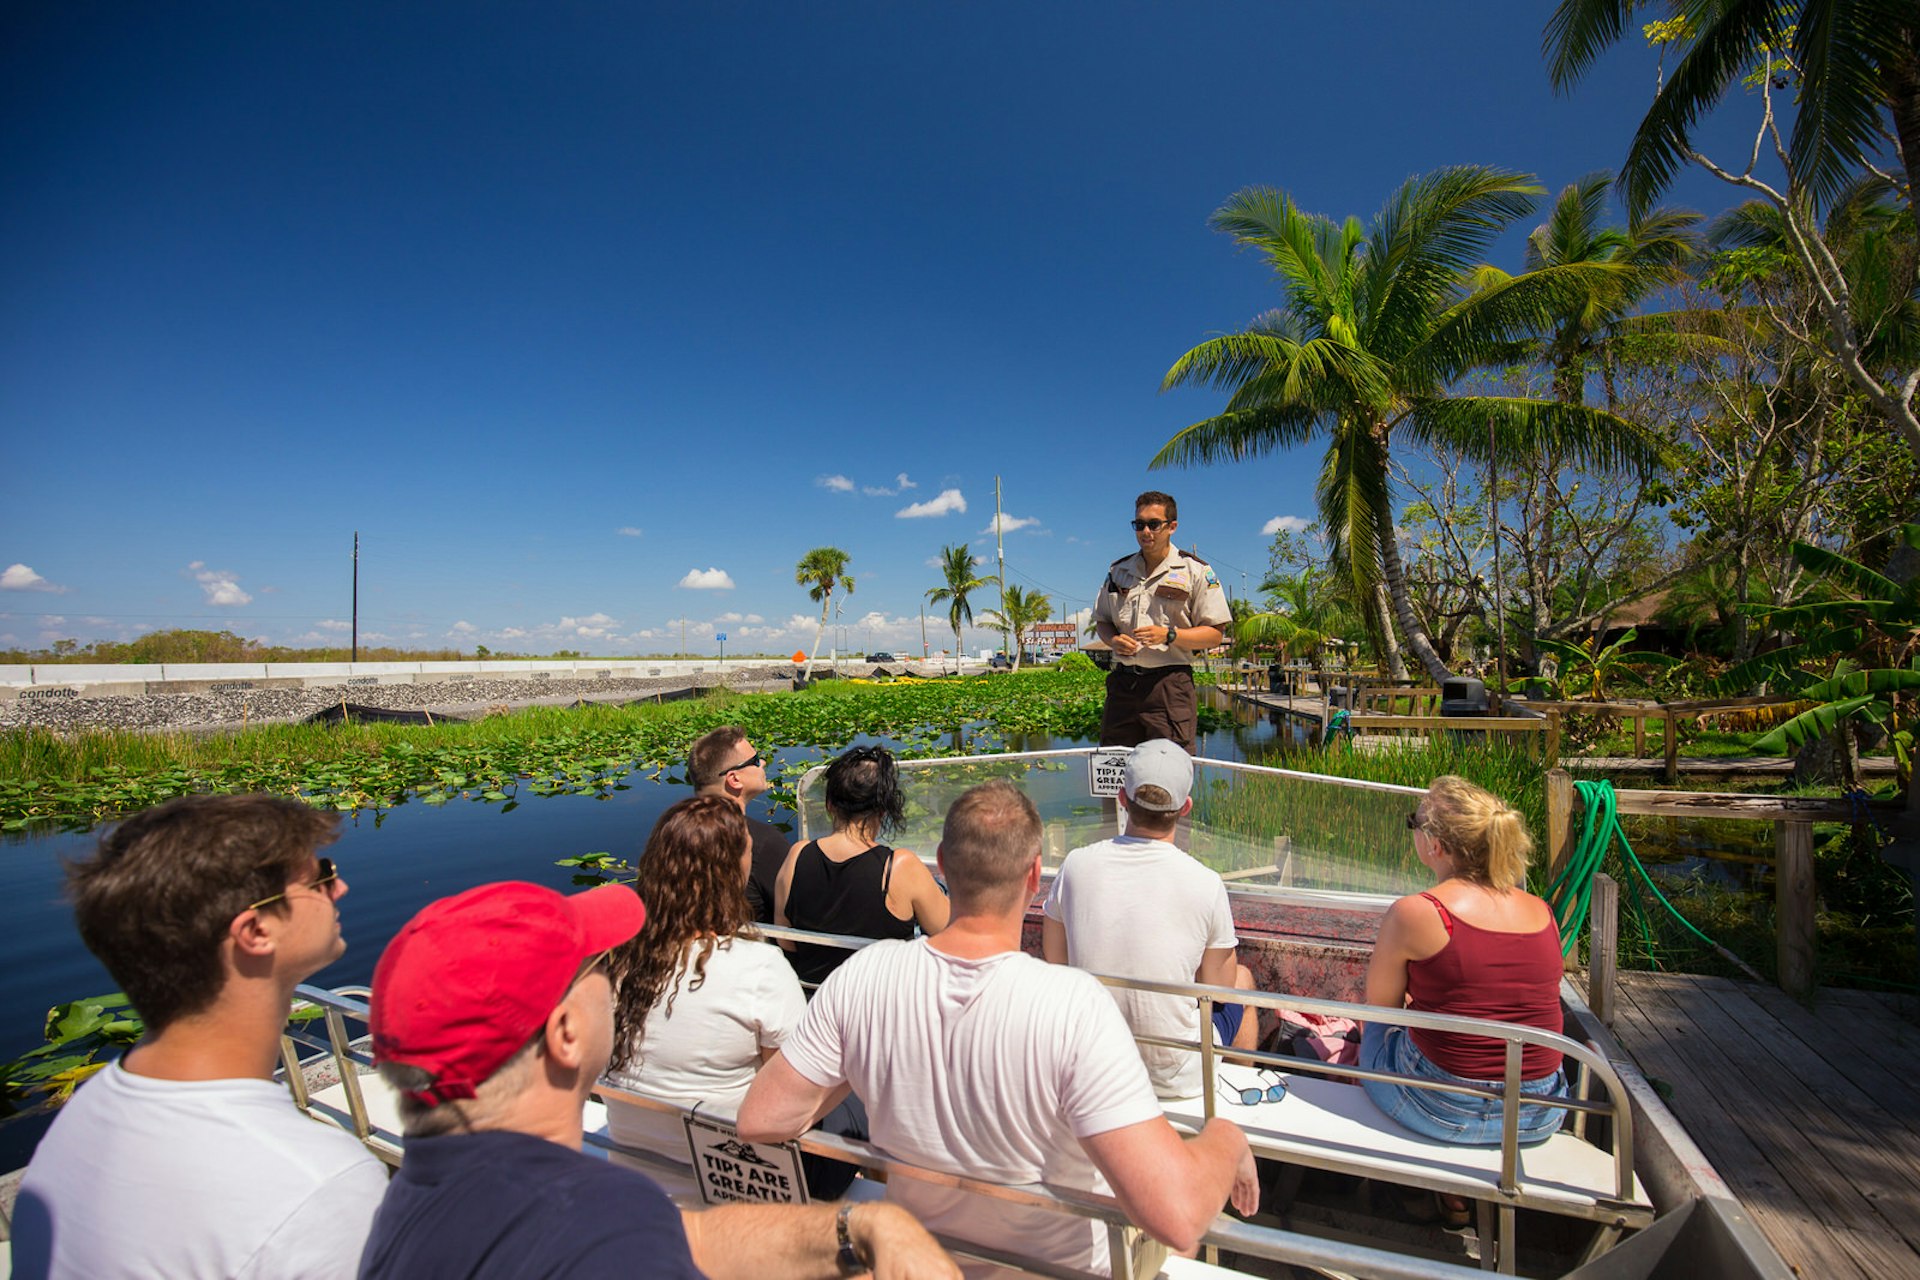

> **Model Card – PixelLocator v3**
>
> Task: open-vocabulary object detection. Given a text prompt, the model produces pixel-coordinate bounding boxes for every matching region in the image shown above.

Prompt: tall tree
[979,584,1053,671]
[1546,1,1920,463]
[1157,167,1662,682]
[793,547,853,681]
[925,544,998,675]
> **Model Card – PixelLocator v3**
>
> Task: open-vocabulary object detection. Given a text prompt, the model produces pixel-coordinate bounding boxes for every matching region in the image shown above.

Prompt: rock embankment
[0,669,800,734]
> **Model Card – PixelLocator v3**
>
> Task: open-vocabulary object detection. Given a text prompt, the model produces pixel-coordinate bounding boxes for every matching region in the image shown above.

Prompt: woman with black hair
[774,744,949,987]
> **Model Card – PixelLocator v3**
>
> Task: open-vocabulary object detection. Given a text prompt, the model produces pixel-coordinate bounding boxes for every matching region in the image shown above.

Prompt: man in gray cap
[1042,740,1259,1099]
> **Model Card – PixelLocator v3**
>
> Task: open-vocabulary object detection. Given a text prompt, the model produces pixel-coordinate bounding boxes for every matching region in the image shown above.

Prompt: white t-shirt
[1043,834,1239,1099]
[782,938,1163,1277]
[14,1058,387,1279]
[602,934,806,1163]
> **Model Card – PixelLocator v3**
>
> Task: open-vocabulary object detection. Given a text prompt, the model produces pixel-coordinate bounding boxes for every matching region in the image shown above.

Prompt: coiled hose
[1544,778,1764,983]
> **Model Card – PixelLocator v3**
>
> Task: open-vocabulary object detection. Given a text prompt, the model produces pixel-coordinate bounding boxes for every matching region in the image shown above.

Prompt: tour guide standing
[1093,490,1230,752]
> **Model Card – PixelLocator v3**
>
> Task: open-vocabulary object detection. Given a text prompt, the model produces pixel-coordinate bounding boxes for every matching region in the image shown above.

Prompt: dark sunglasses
[248,858,341,910]
[724,753,764,774]
[1405,811,1424,831]
[1222,1069,1287,1106]
[1130,518,1170,531]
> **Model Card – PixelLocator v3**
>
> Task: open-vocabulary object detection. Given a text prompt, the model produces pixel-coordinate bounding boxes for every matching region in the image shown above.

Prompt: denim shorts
[1360,1022,1570,1146]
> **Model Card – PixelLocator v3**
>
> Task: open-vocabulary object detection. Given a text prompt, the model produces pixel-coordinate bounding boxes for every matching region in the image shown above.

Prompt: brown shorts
[1100,665,1197,751]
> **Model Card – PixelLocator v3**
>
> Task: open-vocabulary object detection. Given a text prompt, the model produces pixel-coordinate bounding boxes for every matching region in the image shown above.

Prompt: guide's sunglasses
[1405,811,1425,831]
[1130,518,1169,531]
[1222,1069,1288,1106]
[247,858,341,910]
[724,753,764,774]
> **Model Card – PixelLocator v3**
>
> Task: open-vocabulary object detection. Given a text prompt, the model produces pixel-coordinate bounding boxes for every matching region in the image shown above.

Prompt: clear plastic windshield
[795,748,1428,899]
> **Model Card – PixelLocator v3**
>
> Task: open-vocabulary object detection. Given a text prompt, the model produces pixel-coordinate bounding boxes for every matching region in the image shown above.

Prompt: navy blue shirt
[358,1130,703,1279]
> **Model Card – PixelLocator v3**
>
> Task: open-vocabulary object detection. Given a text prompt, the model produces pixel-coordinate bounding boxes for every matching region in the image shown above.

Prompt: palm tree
[794,547,853,681]
[1545,0,1918,219]
[979,585,1052,671]
[1520,171,1704,405]
[925,544,998,675]
[1546,1,1920,465]
[1157,167,1664,682]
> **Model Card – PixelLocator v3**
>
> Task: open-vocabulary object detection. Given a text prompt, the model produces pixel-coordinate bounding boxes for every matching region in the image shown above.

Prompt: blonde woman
[1362,775,1570,1148]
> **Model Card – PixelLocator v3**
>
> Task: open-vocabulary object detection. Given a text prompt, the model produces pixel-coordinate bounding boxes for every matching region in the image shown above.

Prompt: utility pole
[994,475,1008,660]
[351,531,359,663]
[919,603,928,659]
[1489,416,1506,699]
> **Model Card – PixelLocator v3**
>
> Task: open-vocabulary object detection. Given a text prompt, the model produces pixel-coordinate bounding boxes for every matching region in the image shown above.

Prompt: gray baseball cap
[1122,739,1193,812]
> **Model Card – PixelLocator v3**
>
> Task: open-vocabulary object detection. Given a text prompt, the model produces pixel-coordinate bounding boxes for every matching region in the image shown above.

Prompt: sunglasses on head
[1130,518,1169,531]
[247,858,341,911]
[1405,811,1425,831]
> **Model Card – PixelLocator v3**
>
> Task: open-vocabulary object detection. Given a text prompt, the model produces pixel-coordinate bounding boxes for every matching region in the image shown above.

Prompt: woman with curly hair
[602,796,806,1167]
[1362,775,1571,1160]
[775,744,949,987]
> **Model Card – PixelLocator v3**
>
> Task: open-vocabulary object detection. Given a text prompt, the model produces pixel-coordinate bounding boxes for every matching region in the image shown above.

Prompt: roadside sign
[716,633,726,643]
[683,1113,808,1205]
[1088,747,1131,797]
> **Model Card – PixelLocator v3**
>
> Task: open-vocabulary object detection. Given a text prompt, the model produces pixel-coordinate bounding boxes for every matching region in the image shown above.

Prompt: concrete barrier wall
[0,658,802,691]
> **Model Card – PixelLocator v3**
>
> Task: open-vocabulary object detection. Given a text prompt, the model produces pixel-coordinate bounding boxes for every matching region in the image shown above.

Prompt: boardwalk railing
[1543,768,1907,999]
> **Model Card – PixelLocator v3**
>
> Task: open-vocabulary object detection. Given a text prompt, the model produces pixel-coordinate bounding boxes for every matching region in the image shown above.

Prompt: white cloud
[315,619,352,633]
[862,472,919,496]
[0,564,67,593]
[190,564,252,606]
[449,620,476,634]
[677,568,736,590]
[897,488,967,518]
[616,526,644,538]
[499,627,528,639]
[984,514,1039,536]
[817,474,855,493]
[1262,515,1311,535]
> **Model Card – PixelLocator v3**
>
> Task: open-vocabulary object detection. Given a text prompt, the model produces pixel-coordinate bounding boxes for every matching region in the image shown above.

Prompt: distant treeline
[1,628,786,666]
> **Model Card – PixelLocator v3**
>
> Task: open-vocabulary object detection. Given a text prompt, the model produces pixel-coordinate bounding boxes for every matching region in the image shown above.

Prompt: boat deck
[1608,971,1920,1279]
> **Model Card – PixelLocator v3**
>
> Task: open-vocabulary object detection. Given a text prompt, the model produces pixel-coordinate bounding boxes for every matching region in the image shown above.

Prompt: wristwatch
[836,1202,869,1274]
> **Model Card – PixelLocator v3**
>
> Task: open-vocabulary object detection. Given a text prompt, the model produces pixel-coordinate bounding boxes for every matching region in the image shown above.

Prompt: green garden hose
[1545,779,1765,983]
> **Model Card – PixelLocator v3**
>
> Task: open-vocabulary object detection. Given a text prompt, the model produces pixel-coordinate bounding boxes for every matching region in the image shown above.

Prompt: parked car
[988,652,1013,671]
[865,651,898,663]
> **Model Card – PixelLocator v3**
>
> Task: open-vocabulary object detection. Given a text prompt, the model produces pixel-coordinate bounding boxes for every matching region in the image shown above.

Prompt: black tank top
[785,839,917,987]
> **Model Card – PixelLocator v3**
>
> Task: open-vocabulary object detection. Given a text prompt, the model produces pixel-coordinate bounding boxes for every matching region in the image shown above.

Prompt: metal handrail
[275,984,1494,1278]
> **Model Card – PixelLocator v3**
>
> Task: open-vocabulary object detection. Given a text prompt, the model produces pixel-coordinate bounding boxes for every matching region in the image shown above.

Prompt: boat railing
[754,925,1642,1216]
[277,983,1497,1280]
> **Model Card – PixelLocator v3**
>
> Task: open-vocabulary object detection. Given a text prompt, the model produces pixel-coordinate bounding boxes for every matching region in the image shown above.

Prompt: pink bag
[1275,1009,1361,1067]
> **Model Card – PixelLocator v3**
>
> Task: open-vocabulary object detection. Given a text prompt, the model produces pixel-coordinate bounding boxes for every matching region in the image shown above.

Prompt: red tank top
[1405,893,1564,1080]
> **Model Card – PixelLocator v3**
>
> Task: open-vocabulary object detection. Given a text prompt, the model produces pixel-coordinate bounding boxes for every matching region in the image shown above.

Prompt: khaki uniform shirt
[1095,547,1232,670]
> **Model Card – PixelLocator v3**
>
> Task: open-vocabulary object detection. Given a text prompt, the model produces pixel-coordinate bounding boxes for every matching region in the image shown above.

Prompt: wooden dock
[1608,971,1920,1279]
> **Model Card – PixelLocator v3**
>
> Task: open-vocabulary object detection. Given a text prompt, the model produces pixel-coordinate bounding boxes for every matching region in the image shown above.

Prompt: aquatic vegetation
[0,671,1159,832]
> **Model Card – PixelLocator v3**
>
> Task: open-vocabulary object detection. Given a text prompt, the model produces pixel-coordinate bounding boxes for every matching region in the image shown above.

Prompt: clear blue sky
[1,3,1765,658]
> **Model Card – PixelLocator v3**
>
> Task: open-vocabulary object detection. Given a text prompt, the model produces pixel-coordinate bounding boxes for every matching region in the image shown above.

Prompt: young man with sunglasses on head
[1093,490,1231,753]
[689,724,789,922]
[358,879,957,1280]
[14,794,386,1280]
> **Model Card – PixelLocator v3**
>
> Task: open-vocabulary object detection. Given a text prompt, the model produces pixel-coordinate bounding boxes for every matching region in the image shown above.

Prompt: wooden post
[1776,819,1815,998]
[1664,712,1679,784]
[1632,712,1645,759]
[1588,873,1619,1027]
[1546,769,1575,885]
[1545,707,1562,764]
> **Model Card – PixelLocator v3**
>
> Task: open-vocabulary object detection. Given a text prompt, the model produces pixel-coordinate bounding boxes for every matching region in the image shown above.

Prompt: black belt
[1111,664,1192,678]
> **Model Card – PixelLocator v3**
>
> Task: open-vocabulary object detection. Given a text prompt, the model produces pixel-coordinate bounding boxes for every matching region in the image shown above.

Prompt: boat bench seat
[1163,1072,1652,1225]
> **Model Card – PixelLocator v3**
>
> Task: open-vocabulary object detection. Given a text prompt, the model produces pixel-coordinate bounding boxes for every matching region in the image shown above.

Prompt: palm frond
[1151,405,1328,469]
[1750,695,1879,754]
[1544,0,1638,89]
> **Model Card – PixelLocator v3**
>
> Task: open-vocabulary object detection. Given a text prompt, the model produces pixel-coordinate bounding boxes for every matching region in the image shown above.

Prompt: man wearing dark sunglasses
[689,725,788,922]
[15,795,386,1280]
[1092,490,1232,751]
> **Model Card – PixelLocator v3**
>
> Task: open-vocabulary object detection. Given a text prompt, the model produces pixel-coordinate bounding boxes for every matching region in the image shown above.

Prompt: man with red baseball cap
[358,879,958,1280]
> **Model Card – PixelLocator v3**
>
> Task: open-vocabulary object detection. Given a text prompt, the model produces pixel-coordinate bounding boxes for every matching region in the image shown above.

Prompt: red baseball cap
[370,880,645,1106]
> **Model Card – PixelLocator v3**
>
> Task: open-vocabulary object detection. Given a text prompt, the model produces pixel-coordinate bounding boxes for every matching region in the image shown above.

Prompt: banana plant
[1533,627,1682,701]
[1716,524,1920,789]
